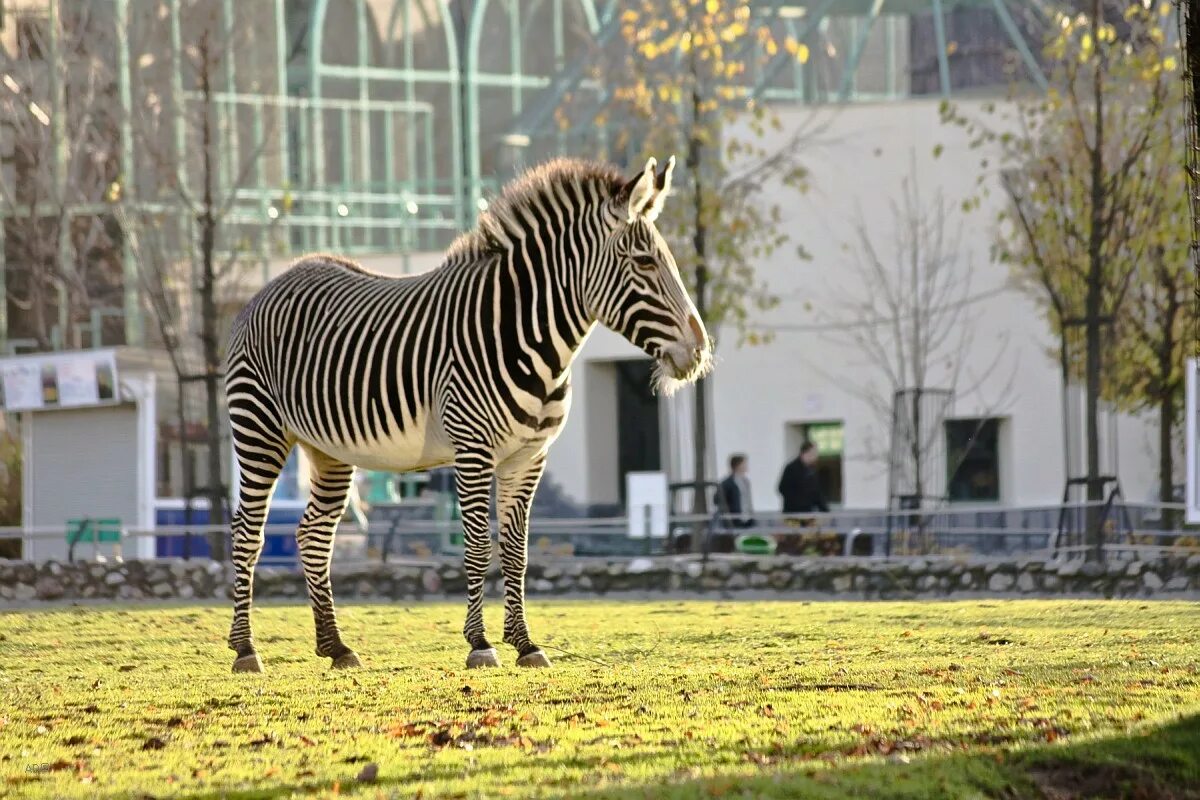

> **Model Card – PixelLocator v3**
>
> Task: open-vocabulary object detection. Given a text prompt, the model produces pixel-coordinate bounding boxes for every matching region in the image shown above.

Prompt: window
[946,418,1001,503]
[786,421,844,506]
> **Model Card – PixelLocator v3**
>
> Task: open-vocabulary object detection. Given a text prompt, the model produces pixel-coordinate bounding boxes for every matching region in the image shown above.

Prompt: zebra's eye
[631,254,657,271]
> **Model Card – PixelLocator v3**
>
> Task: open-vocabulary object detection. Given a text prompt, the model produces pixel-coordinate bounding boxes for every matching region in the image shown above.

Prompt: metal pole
[0,211,6,348]
[838,0,884,102]
[309,0,329,250]
[115,0,140,346]
[930,0,952,97]
[48,0,70,346]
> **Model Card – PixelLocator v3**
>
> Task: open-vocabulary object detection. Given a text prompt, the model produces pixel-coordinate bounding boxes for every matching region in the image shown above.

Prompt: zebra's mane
[447,158,627,260]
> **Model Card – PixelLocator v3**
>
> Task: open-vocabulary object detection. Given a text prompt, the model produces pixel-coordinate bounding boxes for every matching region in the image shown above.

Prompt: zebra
[225,156,712,673]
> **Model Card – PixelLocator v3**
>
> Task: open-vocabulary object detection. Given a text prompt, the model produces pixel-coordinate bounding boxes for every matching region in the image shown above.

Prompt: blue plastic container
[154,502,304,564]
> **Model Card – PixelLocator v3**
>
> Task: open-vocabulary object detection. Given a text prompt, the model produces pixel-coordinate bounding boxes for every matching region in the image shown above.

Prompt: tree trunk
[198,34,227,560]
[686,40,710,542]
[1158,281,1180,531]
[1159,390,1176,531]
[1084,0,1106,561]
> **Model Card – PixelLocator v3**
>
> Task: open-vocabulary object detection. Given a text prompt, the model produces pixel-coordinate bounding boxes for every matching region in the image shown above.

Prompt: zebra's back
[226,254,462,471]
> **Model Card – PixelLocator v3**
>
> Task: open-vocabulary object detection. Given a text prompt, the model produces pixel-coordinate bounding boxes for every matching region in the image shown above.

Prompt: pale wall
[545,98,1160,512]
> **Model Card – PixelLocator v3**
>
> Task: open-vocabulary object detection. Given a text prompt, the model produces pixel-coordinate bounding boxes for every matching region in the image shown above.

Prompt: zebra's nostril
[686,314,705,345]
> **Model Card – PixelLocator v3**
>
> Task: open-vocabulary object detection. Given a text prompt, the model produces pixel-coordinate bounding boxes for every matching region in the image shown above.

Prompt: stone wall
[3,555,1200,604]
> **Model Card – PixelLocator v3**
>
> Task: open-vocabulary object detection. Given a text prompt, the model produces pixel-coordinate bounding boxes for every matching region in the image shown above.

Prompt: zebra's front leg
[497,453,550,668]
[455,451,501,668]
[297,449,361,669]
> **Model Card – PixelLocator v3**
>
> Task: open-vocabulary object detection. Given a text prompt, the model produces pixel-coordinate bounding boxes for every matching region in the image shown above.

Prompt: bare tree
[944,1,1177,554]
[115,1,284,559]
[818,157,1013,520]
[0,3,123,351]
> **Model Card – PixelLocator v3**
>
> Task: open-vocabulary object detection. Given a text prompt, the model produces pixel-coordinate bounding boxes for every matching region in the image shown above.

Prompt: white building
[544,99,1161,514]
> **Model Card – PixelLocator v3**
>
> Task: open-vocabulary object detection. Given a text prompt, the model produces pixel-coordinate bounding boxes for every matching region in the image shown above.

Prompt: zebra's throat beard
[651,348,714,397]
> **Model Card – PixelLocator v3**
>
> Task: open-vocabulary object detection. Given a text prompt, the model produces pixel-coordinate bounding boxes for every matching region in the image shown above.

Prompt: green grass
[1,599,1199,799]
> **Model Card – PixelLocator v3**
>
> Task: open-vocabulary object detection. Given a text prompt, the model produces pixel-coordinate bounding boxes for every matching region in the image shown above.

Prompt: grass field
[1,599,1199,799]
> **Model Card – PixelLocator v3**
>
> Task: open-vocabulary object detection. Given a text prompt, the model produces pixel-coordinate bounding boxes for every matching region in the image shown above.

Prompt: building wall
[544,98,1161,512]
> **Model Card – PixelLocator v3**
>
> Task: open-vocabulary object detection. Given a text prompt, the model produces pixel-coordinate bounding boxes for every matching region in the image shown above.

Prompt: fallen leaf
[388,722,423,739]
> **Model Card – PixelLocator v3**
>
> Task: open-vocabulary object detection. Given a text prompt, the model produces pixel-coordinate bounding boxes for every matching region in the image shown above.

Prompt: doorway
[615,360,661,504]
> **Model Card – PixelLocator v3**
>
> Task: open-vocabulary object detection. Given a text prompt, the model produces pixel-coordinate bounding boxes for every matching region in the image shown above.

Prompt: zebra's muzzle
[659,340,714,382]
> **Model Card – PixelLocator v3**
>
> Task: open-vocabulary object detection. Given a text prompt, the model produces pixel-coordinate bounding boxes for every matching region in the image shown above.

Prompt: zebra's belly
[292,413,456,473]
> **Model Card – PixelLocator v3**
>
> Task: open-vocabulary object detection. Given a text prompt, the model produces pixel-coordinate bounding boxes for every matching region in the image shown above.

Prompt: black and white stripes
[224,156,712,672]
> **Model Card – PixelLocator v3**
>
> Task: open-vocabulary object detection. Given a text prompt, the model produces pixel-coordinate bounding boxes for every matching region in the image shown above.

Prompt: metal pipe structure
[0,0,1052,353]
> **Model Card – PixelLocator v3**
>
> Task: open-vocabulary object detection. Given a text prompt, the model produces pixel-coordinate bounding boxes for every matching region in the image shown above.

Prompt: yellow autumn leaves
[1048,1,1177,74]
[619,1,810,66]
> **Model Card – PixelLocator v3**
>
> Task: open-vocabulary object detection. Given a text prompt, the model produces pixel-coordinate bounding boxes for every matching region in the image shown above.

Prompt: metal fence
[2,501,1196,568]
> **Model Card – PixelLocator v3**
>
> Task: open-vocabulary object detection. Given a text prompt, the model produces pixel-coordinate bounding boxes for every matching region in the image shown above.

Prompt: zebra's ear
[644,155,675,223]
[623,157,658,223]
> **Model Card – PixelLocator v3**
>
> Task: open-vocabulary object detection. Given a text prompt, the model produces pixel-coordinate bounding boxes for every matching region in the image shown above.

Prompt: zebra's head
[594,156,714,395]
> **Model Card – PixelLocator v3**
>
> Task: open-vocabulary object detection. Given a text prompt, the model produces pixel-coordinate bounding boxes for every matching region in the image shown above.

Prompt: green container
[735,534,777,556]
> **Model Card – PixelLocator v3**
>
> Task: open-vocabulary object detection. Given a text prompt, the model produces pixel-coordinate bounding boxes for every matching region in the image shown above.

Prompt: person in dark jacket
[715,454,755,528]
[778,441,829,515]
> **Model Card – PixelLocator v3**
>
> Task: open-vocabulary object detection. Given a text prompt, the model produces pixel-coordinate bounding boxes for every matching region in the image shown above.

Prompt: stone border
[3,554,1200,603]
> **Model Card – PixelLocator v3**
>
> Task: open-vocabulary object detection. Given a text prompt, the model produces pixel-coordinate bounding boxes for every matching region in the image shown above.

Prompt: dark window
[946,418,1001,503]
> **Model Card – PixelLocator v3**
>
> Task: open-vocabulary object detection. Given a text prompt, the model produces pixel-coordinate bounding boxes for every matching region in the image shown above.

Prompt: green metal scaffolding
[0,0,1049,352]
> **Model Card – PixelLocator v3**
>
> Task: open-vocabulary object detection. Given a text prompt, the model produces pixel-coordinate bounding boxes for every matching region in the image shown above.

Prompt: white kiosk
[1,348,156,561]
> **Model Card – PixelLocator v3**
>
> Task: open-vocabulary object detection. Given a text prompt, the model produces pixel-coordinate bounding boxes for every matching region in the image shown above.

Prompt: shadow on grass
[144,714,1200,800]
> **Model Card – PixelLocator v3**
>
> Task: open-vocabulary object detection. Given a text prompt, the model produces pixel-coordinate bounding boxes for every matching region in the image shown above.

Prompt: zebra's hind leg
[497,452,551,668]
[227,403,294,674]
[454,449,501,668]
[297,447,361,669]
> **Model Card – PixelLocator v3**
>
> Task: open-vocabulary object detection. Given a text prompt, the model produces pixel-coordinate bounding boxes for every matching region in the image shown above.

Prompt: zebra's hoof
[331,651,362,669]
[516,650,551,668]
[466,648,501,669]
[232,653,264,673]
